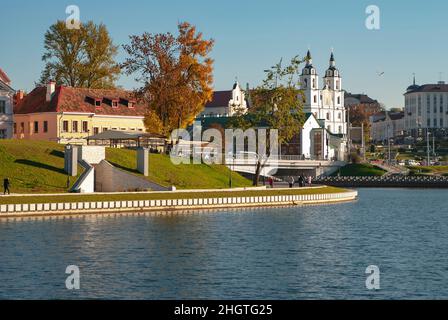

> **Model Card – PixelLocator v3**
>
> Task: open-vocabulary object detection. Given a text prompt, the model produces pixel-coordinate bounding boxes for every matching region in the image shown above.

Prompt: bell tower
[300,50,320,117]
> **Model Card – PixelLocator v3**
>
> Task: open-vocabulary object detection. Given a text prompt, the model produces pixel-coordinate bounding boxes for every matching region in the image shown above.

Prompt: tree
[40,21,120,88]
[230,56,306,186]
[122,22,214,136]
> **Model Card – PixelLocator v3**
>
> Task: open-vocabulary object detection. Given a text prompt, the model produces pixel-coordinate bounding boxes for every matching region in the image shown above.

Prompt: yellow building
[13,82,147,144]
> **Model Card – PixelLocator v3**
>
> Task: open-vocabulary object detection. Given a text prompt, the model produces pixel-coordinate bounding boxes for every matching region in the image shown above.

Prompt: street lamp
[427,130,431,166]
[228,151,235,189]
[387,124,392,165]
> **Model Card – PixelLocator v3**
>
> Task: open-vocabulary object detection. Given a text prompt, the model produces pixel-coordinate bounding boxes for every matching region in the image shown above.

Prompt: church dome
[302,50,316,75]
[406,76,419,92]
[325,52,339,77]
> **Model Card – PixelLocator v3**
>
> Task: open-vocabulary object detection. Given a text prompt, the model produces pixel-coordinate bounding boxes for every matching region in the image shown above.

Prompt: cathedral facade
[300,50,348,136]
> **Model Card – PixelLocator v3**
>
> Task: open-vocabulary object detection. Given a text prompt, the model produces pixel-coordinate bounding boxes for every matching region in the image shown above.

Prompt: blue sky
[0,0,447,108]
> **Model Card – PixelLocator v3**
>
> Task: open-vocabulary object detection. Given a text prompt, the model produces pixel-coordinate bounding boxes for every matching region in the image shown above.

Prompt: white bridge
[224,155,346,177]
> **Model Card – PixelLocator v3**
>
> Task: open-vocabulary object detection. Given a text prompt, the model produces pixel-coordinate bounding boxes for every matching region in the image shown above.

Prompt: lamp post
[427,129,431,166]
[387,124,391,165]
[228,152,235,189]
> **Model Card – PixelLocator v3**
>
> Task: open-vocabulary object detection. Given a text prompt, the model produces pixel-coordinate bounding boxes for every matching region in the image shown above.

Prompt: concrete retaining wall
[95,160,168,192]
[0,191,358,218]
[77,146,105,165]
[70,160,95,193]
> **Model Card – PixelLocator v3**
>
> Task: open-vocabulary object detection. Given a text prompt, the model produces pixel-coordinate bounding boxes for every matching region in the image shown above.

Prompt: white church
[197,50,349,161]
[297,50,349,161]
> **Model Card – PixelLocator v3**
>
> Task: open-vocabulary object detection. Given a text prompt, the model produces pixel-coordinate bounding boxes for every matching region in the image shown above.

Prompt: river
[0,188,447,299]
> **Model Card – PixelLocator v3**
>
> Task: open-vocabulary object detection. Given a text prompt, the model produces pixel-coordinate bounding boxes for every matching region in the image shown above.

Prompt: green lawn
[0,186,348,205]
[333,163,386,177]
[0,140,251,193]
[106,148,251,189]
[408,166,448,176]
[0,140,82,193]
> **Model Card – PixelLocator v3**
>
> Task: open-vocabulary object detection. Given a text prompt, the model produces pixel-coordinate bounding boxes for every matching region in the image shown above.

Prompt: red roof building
[13,83,148,144]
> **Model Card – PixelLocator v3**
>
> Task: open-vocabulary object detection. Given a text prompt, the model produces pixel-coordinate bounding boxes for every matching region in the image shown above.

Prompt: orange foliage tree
[122,22,214,136]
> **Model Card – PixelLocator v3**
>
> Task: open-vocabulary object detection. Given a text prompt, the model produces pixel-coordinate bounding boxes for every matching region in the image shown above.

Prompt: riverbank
[0,186,357,218]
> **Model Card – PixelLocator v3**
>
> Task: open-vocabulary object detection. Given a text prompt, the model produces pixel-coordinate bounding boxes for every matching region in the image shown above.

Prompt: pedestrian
[288,176,295,188]
[307,175,312,187]
[268,177,274,189]
[299,175,305,188]
[3,178,10,195]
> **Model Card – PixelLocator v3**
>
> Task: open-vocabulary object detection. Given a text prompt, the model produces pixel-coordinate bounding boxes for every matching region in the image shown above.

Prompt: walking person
[268,177,274,189]
[288,176,295,188]
[298,175,305,188]
[307,175,312,187]
[3,177,10,195]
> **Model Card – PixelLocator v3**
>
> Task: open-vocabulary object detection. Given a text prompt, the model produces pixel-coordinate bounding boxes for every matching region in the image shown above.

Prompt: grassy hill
[0,140,82,193]
[106,148,251,189]
[333,163,386,177]
[0,140,251,194]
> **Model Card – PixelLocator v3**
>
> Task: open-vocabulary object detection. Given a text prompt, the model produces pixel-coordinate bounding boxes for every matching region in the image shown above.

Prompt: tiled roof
[205,90,232,108]
[405,84,448,93]
[388,112,404,120]
[0,68,11,84]
[345,92,378,104]
[14,85,147,116]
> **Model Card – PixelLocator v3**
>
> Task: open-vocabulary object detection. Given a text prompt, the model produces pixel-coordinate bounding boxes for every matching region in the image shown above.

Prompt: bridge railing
[315,175,448,184]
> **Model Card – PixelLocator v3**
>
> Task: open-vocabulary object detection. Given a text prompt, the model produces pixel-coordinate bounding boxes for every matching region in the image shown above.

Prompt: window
[120,128,126,131]
[93,127,99,135]
[13,123,17,134]
[440,118,444,127]
[338,112,342,120]
[95,99,102,107]
[82,121,88,133]
[103,127,109,132]
[313,95,317,103]
[434,118,437,127]
[312,79,316,89]
[34,121,39,133]
[326,112,330,120]
[336,80,340,90]
[427,95,430,108]
[138,128,143,132]
[72,121,78,133]
[0,100,5,114]
[62,121,69,133]
[338,126,342,133]
[43,121,48,133]
[112,100,119,108]
[427,119,431,127]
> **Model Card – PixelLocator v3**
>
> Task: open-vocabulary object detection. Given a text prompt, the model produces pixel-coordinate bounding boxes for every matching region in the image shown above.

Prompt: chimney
[46,81,56,102]
[14,90,25,106]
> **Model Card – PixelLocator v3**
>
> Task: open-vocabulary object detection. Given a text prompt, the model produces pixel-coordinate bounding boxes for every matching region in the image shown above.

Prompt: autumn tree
[230,56,306,185]
[121,22,214,135]
[40,21,120,88]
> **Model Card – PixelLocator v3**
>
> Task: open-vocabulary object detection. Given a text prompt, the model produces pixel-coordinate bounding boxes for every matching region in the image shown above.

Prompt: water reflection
[0,189,447,299]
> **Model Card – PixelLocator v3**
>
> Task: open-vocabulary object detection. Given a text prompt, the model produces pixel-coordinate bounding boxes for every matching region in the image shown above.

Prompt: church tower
[323,52,346,135]
[300,50,320,118]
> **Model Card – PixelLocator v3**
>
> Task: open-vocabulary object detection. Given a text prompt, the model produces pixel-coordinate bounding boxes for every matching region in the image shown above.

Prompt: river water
[0,188,447,299]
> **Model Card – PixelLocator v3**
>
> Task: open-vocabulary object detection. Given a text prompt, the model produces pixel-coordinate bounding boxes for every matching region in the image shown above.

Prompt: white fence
[0,191,358,216]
